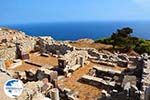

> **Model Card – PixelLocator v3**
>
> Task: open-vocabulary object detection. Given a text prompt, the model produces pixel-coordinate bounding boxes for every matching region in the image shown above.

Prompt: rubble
[0,59,6,70]
[50,88,60,100]
[79,51,142,100]
[0,47,16,60]
[0,27,26,43]
[122,75,137,88]
[0,27,150,100]
[140,54,150,100]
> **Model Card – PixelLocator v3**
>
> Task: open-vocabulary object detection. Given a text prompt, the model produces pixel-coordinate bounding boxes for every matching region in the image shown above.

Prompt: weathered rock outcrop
[0,27,26,43]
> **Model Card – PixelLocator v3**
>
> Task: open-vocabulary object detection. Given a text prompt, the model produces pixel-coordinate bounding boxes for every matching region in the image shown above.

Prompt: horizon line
[1,20,150,26]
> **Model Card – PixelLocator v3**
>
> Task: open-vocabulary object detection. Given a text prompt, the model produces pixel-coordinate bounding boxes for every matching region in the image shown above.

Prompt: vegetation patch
[95,27,150,54]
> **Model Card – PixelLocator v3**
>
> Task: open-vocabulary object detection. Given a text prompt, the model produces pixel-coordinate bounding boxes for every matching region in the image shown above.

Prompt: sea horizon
[1,21,150,40]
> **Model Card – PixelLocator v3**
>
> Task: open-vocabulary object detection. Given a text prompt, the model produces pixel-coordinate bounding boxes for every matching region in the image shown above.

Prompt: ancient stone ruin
[58,50,88,75]
[0,27,150,100]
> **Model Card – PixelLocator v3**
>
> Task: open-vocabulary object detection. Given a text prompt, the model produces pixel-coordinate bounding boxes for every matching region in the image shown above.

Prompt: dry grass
[70,41,112,50]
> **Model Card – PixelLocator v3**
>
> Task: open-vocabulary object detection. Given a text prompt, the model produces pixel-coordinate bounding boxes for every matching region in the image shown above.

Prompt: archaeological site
[0,27,150,100]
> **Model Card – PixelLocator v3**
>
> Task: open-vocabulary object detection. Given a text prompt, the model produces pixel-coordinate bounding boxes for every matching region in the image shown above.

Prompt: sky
[0,0,150,25]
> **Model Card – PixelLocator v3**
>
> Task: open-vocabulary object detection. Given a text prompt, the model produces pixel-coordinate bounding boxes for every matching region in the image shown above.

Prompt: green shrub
[95,27,150,54]
[134,40,150,54]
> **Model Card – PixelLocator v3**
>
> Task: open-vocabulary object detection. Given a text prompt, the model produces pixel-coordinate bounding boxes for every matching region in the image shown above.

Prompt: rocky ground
[5,54,102,100]
[0,27,144,100]
[58,62,101,100]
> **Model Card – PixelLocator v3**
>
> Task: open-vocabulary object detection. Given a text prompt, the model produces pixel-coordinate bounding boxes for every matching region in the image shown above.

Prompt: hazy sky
[0,0,150,25]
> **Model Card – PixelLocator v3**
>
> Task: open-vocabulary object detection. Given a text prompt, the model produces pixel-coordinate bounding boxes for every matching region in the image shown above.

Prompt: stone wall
[35,37,73,55]
[17,39,36,53]
[141,56,150,100]
[63,50,88,67]
[46,44,73,55]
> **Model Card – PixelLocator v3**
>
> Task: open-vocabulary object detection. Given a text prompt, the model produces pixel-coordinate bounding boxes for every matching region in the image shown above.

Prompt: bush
[95,37,112,44]
[134,40,150,54]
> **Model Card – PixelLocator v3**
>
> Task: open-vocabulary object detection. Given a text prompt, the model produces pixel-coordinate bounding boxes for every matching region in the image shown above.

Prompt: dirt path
[58,62,101,100]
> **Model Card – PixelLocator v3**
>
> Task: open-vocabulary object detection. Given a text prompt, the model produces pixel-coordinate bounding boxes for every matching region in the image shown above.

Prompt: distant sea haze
[6,21,150,40]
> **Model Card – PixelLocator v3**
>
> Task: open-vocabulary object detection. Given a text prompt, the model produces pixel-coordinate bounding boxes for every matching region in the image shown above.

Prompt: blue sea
[5,21,150,40]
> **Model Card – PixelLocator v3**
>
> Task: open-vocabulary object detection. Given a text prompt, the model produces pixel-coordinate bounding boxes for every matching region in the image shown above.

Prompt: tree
[111,27,133,49]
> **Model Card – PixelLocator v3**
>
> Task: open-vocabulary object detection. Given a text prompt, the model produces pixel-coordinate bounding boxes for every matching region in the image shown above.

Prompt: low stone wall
[17,39,36,53]
[141,58,150,100]
[35,37,74,55]
[46,44,73,55]
[87,48,100,58]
